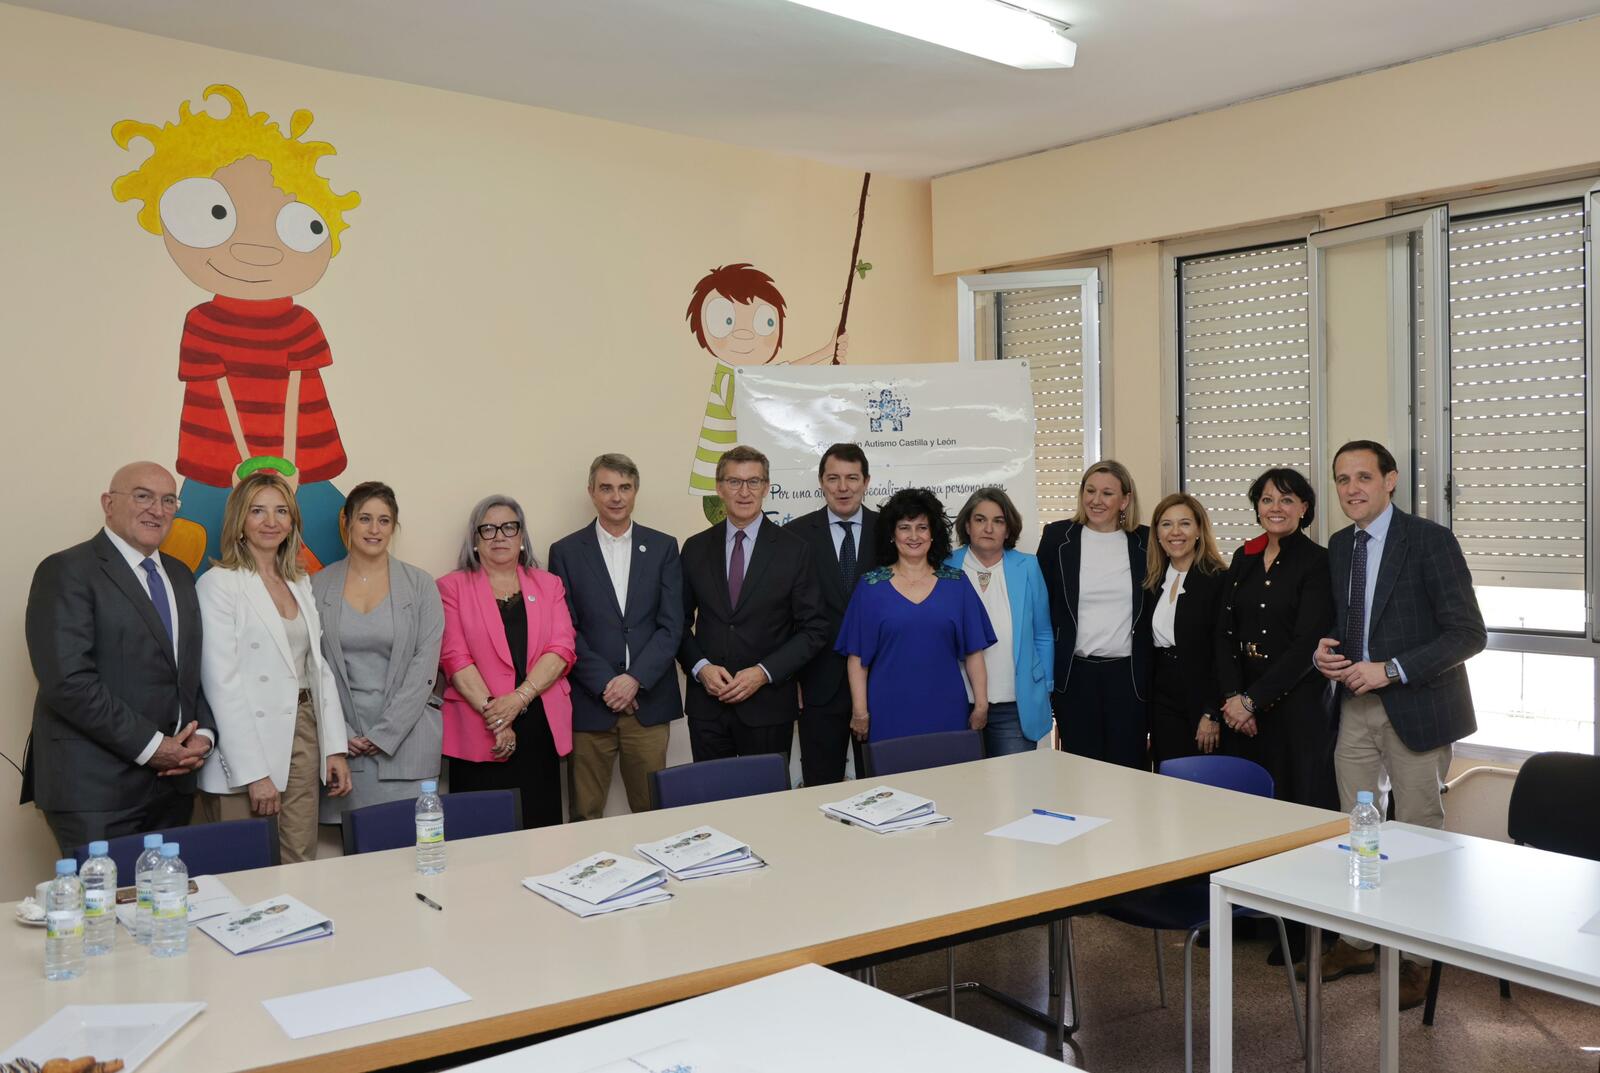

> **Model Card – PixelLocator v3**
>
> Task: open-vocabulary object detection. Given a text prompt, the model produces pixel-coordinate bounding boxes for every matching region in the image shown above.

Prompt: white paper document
[1317,827,1461,864]
[117,874,242,932]
[526,852,672,917]
[1580,908,1600,937]
[261,967,470,1040]
[985,812,1111,846]
[635,826,765,880]
[581,1039,759,1073]
[198,894,333,954]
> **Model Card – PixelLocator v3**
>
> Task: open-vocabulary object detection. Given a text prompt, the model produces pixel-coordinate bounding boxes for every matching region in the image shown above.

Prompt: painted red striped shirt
[176,295,347,486]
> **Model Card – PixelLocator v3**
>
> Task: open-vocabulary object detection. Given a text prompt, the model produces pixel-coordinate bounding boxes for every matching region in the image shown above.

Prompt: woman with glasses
[195,470,351,862]
[836,488,996,744]
[436,495,576,828]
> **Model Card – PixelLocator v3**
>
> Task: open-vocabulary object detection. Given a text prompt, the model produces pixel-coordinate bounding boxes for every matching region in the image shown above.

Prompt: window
[958,269,1101,526]
[1176,242,1313,549]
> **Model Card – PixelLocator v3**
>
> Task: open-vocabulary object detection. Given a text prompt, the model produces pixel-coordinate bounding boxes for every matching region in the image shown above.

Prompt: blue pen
[1337,843,1390,861]
[1033,808,1077,822]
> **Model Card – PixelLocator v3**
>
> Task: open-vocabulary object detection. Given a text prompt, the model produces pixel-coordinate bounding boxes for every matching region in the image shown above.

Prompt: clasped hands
[147,720,211,777]
[697,664,767,706]
[1220,695,1258,737]
[481,690,528,759]
[1313,638,1391,695]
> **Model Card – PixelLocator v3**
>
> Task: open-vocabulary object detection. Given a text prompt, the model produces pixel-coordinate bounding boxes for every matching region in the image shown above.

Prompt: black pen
[415,892,443,911]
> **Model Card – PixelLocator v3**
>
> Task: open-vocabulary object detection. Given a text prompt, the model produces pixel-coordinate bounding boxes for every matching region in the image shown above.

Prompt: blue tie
[140,558,175,648]
[1346,531,1370,667]
[837,520,857,587]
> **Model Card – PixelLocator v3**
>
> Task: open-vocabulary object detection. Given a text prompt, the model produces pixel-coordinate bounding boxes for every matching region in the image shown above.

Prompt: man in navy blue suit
[549,454,683,820]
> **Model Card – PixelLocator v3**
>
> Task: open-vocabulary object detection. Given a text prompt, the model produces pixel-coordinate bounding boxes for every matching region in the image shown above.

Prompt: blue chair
[650,754,790,810]
[72,816,281,877]
[861,730,983,778]
[341,790,521,855]
[1104,756,1305,1073]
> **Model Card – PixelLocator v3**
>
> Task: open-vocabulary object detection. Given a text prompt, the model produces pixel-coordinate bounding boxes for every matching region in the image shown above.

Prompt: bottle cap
[89,840,109,856]
[421,780,438,794]
[160,843,180,858]
[55,858,77,876]
[1356,790,1374,805]
[144,834,164,849]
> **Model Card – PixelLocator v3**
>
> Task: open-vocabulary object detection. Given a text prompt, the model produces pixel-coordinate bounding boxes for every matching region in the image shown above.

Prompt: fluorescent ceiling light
[781,0,1076,70]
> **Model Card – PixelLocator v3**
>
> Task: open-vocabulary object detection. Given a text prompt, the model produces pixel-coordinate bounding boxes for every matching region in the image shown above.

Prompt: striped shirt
[688,360,737,494]
[176,296,347,486]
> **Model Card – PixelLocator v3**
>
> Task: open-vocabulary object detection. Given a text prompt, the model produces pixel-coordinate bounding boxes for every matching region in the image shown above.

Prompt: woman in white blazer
[196,470,350,863]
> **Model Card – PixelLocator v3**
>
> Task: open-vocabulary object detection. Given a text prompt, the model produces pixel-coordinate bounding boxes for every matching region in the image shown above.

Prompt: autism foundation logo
[868,387,911,432]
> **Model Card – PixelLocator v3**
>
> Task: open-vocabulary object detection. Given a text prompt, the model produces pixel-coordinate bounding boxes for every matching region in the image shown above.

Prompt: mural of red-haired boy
[685,263,845,520]
[111,84,361,573]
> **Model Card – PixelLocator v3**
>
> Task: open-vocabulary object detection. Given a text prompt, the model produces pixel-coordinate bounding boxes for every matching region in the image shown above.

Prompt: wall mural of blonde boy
[111,84,361,573]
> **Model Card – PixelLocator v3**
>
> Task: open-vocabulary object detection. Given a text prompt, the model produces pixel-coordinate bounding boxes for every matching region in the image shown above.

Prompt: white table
[451,963,1084,1072]
[1208,822,1600,1072]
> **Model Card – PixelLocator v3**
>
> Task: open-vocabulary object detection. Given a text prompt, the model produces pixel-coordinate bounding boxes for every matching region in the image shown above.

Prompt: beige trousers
[569,715,670,821]
[196,692,323,864]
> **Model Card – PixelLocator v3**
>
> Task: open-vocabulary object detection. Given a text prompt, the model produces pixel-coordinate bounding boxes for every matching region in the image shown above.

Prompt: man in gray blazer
[24,461,215,851]
[1314,439,1487,1003]
[549,454,683,819]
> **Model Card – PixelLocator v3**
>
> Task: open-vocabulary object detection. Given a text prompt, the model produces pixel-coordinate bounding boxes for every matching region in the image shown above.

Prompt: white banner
[732,362,1039,551]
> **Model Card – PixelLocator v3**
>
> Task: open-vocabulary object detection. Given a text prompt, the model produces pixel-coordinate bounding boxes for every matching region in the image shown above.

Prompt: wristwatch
[1384,659,1401,682]
[1203,712,1221,723]
[1240,694,1256,716]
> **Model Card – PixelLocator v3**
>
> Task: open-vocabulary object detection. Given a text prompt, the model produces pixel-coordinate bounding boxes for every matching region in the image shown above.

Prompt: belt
[1074,653,1130,664]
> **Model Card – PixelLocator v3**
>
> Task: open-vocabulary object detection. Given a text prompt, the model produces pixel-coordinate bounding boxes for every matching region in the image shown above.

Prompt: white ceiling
[15,0,1600,177]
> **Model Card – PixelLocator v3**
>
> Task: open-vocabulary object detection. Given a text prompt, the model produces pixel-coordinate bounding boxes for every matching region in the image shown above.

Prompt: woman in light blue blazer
[947,488,1054,756]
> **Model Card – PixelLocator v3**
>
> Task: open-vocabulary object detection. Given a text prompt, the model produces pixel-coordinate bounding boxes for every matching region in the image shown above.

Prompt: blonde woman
[196,471,350,863]
[1035,461,1152,768]
[1144,493,1228,767]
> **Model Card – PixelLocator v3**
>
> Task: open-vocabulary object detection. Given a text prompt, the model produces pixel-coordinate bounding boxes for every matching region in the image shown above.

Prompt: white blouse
[1152,564,1186,649]
[1075,527,1133,658]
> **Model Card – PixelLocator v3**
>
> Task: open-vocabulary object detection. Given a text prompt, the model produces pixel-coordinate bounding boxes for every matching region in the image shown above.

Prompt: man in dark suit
[549,453,683,820]
[24,461,215,852]
[678,445,829,762]
[1313,439,1486,1003]
[787,443,877,785]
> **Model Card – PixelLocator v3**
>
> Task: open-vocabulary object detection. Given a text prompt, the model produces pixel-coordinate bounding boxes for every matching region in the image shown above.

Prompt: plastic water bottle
[44,859,85,981]
[134,833,163,945]
[80,841,118,956]
[149,843,189,959]
[1349,790,1382,890]
[416,779,445,875]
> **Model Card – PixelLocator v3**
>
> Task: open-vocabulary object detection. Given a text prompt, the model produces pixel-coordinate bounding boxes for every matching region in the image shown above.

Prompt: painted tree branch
[832,172,871,364]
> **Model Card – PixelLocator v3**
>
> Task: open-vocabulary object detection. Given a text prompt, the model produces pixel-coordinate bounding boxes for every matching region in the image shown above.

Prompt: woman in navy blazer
[947,488,1053,756]
[1035,461,1153,769]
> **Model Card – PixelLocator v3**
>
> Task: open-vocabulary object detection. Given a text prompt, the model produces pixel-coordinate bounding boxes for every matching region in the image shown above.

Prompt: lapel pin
[639,544,647,553]
[527,594,536,603]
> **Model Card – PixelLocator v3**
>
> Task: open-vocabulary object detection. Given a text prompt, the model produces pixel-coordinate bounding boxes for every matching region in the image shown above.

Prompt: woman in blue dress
[837,488,997,743]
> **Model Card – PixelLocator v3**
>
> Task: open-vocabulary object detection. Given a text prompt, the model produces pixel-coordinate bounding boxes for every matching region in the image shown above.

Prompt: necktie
[1345,530,1371,668]
[140,558,175,647]
[728,529,747,609]
[837,520,857,587]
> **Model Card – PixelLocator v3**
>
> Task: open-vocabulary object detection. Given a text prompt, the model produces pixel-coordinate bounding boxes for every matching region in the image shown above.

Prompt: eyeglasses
[109,489,181,512]
[718,477,768,492]
[476,521,523,540]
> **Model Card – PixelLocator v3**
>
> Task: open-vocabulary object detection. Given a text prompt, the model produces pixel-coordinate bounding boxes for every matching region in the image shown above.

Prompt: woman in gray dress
[314,481,446,826]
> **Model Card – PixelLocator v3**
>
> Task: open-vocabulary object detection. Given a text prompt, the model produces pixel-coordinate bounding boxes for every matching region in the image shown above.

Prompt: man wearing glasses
[23,461,216,851]
[678,446,829,762]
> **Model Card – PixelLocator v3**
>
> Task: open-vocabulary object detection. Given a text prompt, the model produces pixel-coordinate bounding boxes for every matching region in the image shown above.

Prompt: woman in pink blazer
[437,495,575,828]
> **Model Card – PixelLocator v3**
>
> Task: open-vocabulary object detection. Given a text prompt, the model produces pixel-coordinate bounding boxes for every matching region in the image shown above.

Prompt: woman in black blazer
[1214,468,1336,809]
[1145,493,1228,768]
[1036,460,1153,769]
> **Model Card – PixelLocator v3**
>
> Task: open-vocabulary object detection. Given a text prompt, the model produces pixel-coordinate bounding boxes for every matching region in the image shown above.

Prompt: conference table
[3,750,1345,1072]
[1208,822,1600,1073]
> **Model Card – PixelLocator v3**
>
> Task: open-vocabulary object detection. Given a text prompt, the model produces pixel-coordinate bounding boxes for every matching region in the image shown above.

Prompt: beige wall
[0,4,954,895]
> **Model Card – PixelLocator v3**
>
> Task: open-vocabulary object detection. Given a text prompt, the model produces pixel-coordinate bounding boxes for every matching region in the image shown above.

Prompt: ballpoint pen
[1032,808,1077,822]
[415,892,444,911]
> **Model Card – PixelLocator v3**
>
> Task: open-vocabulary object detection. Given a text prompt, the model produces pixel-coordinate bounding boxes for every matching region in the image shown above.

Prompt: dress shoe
[1317,940,1376,982]
[1399,960,1428,1011]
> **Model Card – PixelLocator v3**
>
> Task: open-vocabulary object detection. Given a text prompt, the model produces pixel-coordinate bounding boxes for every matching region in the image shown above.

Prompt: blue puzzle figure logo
[868,387,911,432]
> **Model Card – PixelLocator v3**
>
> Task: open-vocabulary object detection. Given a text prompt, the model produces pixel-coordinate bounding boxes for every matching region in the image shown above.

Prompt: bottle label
[137,880,153,910]
[84,889,111,917]
[153,893,188,920]
[416,820,444,845]
[1351,831,1380,859]
[46,910,83,939]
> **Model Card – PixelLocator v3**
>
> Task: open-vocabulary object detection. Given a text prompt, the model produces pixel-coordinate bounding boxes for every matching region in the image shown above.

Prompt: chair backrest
[73,816,281,877]
[861,731,984,779]
[342,790,521,855]
[650,754,790,810]
[1158,755,1275,799]
[1507,751,1600,861]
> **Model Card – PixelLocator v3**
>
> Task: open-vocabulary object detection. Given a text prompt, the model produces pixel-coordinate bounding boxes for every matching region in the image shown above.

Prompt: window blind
[1447,203,1586,589]
[1178,243,1313,550]
[995,286,1087,524]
